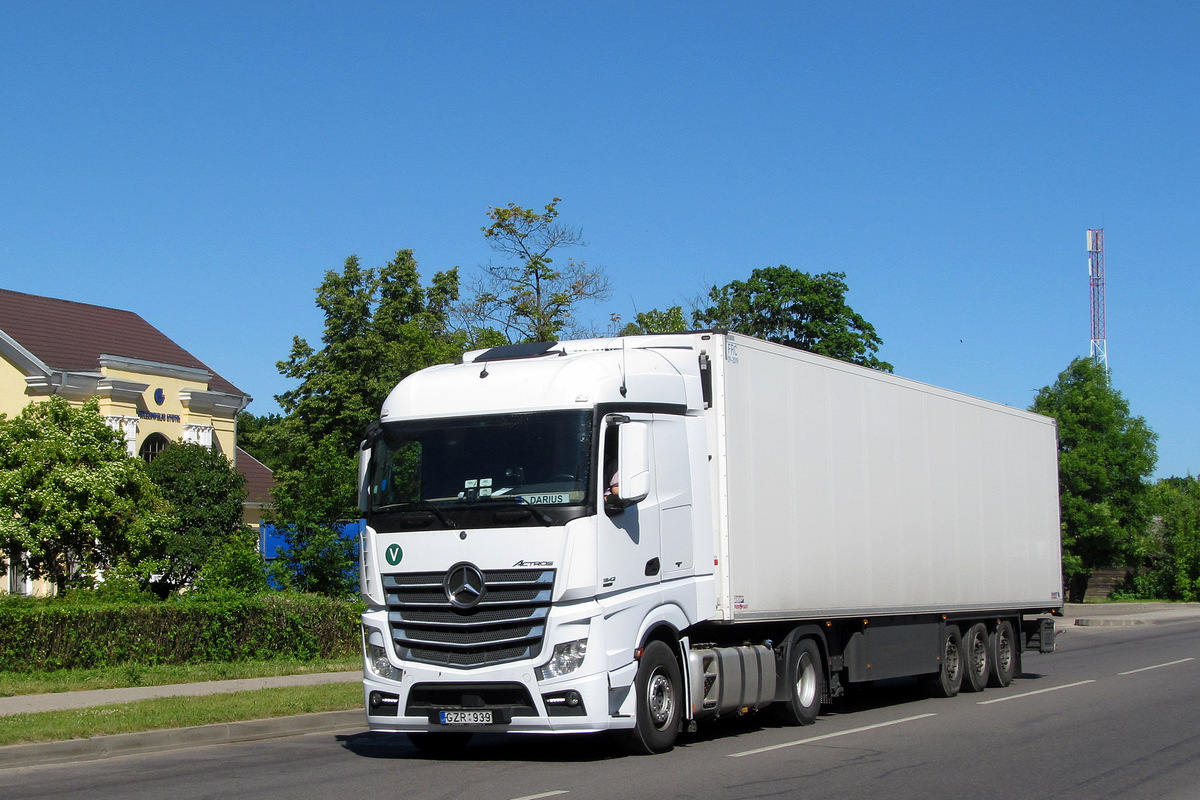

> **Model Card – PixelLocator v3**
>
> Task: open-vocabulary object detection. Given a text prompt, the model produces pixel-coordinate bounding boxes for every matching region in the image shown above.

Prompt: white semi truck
[357,332,1062,754]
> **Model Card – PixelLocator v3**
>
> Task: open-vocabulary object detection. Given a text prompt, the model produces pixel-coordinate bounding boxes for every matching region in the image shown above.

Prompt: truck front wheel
[775,637,823,726]
[625,641,682,755]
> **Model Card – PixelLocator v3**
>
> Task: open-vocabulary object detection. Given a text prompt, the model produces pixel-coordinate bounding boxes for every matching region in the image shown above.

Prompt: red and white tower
[1087,228,1108,374]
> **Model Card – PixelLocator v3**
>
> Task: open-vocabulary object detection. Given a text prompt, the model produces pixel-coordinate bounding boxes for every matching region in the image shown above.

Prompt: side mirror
[611,421,650,508]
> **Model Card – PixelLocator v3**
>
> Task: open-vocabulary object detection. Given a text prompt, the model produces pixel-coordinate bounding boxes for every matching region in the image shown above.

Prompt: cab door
[596,414,661,596]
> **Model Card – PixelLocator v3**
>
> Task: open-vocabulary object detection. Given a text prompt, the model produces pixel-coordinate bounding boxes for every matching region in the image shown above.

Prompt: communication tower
[1087,228,1108,374]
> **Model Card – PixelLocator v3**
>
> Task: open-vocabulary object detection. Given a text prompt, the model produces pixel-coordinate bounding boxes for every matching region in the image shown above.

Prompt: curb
[1074,612,1200,627]
[0,709,364,771]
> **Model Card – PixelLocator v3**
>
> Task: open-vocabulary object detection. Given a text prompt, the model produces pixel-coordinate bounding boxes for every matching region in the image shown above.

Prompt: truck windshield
[369,410,593,516]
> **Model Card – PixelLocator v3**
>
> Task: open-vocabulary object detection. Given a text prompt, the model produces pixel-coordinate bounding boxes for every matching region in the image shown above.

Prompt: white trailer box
[707,335,1063,621]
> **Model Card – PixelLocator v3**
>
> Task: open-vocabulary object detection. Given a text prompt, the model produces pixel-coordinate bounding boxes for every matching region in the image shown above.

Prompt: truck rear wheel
[987,620,1017,687]
[625,640,682,754]
[774,637,823,726]
[961,623,990,692]
[921,624,963,698]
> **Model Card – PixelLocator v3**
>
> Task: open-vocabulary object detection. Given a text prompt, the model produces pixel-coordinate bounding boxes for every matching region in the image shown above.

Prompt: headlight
[363,626,400,681]
[538,638,588,680]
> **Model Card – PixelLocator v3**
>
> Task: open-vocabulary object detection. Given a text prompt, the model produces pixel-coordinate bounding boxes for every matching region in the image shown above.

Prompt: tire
[406,731,473,754]
[921,624,963,698]
[774,637,824,726]
[624,640,682,755]
[961,623,990,693]
[987,620,1017,688]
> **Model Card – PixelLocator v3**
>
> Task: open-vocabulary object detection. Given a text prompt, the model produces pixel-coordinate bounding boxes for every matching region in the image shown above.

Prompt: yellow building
[0,287,264,595]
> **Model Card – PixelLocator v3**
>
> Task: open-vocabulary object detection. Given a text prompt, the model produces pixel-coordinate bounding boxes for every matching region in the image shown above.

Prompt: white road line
[1119,657,1195,675]
[977,679,1096,705]
[728,713,938,758]
[509,792,569,800]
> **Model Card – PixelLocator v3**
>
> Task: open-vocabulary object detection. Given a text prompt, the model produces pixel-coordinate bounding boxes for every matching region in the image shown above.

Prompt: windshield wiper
[374,501,457,528]
[461,496,555,526]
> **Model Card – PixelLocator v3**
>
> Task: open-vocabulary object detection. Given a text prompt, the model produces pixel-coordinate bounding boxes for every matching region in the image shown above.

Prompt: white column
[104,416,139,456]
[183,424,215,449]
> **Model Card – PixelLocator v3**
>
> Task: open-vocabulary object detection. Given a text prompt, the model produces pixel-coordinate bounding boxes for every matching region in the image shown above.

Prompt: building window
[139,433,170,463]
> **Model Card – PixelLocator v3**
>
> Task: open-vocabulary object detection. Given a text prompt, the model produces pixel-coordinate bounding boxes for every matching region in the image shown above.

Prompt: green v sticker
[384,543,403,565]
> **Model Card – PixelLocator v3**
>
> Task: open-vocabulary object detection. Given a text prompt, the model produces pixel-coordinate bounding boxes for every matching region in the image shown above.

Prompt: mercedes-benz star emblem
[444,563,486,609]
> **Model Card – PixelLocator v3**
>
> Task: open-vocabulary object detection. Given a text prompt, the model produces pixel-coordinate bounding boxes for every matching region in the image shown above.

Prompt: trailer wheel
[624,641,682,754]
[961,623,990,692]
[921,624,963,698]
[987,620,1017,687]
[775,638,823,726]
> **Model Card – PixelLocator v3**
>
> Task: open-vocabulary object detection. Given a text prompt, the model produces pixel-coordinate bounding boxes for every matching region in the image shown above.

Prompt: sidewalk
[1058,601,1200,628]
[0,671,362,717]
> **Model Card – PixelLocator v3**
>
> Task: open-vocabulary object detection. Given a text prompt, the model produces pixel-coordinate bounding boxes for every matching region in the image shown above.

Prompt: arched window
[139,433,170,463]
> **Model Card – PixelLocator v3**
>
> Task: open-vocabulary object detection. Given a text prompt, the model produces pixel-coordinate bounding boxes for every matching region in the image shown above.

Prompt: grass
[0,682,362,746]
[0,657,361,698]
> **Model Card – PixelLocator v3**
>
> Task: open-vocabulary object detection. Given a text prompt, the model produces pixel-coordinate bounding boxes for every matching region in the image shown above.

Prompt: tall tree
[693,267,892,371]
[461,198,611,343]
[617,306,689,336]
[1030,358,1157,602]
[0,398,173,594]
[145,441,248,591]
[271,250,463,537]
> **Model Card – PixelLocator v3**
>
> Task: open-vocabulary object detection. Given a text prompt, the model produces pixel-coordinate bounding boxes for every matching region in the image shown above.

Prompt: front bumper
[363,666,626,734]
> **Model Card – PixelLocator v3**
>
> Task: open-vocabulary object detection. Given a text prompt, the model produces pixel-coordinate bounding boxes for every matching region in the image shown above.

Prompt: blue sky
[3,2,1197,478]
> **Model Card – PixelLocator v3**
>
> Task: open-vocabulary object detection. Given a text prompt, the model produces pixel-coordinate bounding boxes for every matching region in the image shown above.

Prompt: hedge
[0,594,362,671]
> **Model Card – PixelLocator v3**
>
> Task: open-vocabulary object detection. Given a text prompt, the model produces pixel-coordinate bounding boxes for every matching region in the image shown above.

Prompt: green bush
[0,592,363,671]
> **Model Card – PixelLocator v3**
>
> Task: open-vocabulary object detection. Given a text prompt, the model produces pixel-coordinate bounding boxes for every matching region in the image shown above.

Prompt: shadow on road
[337,671,1053,762]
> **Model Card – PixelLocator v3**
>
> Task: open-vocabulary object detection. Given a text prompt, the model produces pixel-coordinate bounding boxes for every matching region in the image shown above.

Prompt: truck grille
[383,568,555,669]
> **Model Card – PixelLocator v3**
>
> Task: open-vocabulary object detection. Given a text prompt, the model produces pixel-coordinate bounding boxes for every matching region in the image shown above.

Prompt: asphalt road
[5,617,1200,800]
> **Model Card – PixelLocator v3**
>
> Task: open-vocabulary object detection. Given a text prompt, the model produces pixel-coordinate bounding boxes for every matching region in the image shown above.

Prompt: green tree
[0,398,173,595]
[1125,477,1200,600]
[1030,358,1157,602]
[145,441,248,591]
[236,411,289,472]
[274,250,464,526]
[693,267,893,371]
[618,306,689,336]
[461,198,611,343]
[192,526,269,598]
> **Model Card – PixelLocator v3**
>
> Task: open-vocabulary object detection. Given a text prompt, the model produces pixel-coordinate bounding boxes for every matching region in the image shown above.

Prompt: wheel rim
[969,631,987,677]
[796,652,818,707]
[997,629,1013,673]
[945,637,961,680]
[647,667,676,730]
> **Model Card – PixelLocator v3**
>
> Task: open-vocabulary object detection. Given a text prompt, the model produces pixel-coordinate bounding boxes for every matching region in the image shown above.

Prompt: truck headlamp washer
[444,562,487,609]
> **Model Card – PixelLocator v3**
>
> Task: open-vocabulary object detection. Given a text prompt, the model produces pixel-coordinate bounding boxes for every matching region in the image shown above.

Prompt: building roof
[235,446,276,506]
[0,288,244,396]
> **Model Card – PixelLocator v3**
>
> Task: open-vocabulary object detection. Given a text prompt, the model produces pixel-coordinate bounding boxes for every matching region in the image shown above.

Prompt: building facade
[0,288,263,595]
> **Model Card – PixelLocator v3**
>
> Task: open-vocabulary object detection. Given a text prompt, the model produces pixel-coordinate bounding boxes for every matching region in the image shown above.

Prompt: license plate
[438,710,492,725]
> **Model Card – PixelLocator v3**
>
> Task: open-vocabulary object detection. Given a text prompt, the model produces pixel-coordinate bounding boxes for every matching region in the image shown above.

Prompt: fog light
[538,638,588,680]
[542,689,586,716]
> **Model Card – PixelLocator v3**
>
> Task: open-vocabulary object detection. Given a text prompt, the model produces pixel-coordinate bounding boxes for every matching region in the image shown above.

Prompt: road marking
[509,792,568,800]
[977,679,1096,705]
[728,713,937,758]
[1119,657,1195,675]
